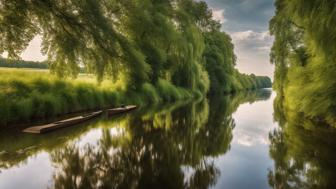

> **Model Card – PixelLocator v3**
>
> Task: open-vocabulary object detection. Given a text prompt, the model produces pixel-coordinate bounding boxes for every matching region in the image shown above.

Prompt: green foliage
[156,79,192,102]
[270,0,336,127]
[203,31,235,94]
[140,83,160,104]
[0,0,271,96]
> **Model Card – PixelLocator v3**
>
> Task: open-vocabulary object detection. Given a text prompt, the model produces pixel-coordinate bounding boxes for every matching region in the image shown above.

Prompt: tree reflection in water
[50,90,271,189]
[268,95,336,189]
[0,90,271,188]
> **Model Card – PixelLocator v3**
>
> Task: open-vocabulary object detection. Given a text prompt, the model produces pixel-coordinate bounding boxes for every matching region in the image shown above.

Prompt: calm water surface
[0,89,335,189]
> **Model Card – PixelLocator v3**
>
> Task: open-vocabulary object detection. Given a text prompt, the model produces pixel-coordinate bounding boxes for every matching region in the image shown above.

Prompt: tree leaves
[271,0,336,126]
[0,0,271,94]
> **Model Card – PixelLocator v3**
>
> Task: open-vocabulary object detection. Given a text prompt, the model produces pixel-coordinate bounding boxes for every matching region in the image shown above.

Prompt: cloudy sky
[205,0,275,77]
[15,0,275,77]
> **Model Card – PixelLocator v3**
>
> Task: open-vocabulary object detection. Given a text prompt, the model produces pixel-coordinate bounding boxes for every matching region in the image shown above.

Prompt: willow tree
[0,0,150,87]
[169,0,211,94]
[203,31,236,94]
[116,0,213,94]
[0,0,210,91]
[270,0,336,127]
[119,0,176,83]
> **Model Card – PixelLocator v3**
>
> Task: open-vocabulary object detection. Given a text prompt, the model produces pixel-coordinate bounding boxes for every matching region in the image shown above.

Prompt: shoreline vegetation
[0,68,270,127]
[0,1,272,127]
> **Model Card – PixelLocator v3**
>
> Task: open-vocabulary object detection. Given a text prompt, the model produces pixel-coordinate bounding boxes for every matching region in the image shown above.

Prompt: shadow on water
[0,89,272,188]
[268,95,336,189]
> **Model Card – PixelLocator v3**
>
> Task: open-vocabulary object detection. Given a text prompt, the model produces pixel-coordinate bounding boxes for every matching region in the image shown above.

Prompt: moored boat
[107,105,137,116]
[23,111,103,134]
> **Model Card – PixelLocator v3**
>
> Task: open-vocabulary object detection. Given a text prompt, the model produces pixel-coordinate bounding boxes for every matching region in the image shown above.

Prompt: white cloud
[212,9,226,24]
[230,30,273,54]
[205,0,275,77]
[235,130,270,147]
[230,30,272,41]
[256,45,272,51]
[228,30,274,77]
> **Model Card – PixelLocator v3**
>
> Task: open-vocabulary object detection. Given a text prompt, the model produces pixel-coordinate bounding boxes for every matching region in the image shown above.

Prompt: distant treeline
[0,58,48,69]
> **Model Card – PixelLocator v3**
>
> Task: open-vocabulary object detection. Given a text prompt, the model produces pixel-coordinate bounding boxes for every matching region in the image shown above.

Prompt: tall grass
[0,68,197,126]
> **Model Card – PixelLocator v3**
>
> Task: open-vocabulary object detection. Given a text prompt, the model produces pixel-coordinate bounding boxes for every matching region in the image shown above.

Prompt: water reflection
[268,95,336,189]
[50,100,219,189]
[0,89,271,189]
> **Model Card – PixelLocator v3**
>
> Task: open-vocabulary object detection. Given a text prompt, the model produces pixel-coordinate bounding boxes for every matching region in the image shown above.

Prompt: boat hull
[23,111,103,134]
[107,105,137,116]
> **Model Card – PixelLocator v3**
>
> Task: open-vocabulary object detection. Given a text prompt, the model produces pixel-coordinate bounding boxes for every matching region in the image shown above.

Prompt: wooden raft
[23,110,103,134]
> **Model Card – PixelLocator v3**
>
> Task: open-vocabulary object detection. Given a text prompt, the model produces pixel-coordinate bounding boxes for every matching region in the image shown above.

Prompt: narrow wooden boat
[23,111,103,134]
[107,105,137,116]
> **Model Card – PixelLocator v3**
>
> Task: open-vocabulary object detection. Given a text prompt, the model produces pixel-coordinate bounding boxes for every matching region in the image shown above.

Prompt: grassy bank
[0,68,193,126]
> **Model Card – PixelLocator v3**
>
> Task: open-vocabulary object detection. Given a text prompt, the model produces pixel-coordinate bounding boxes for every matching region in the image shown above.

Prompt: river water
[0,89,335,189]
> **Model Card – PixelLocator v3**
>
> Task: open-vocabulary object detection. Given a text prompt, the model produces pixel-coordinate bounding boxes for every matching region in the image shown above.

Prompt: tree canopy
[0,0,271,94]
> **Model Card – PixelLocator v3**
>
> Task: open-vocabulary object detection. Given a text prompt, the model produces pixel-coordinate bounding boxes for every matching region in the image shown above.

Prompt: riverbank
[0,68,194,127]
[0,68,271,127]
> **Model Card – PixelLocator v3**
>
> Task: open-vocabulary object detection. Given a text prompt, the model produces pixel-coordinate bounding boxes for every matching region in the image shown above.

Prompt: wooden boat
[107,105,137,116]
[23,111,103,134]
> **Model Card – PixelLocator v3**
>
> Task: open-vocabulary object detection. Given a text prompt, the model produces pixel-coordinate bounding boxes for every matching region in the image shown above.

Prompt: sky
[205,0,275,78]
[7,0,275,78]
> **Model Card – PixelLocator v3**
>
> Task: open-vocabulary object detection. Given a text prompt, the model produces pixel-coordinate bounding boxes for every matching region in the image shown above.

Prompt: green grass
[0,68,196,126]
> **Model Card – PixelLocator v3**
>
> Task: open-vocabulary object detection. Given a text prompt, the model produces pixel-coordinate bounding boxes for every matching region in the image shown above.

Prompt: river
[0,89,335,189]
